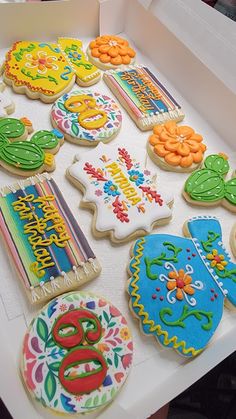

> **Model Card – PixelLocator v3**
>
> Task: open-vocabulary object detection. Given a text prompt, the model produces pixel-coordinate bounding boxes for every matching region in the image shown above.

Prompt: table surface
[0,37,236,419]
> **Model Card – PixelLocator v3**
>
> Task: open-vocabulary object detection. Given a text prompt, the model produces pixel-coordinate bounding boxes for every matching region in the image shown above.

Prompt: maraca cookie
[20,291,133,414]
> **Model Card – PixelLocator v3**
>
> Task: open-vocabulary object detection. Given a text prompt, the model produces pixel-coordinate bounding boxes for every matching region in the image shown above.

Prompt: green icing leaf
[107,358,112,366]
[93,395,99,406]
[225,177,236,205]
[108,322,116,328]
[103,311,109,324]
[101,393,107,404]
[204,154,229,175]
[57,101,67,112]
[71,122,79,137]
[84,397,92,408]
[48,361,61,372]
[159,305,213,331]
[0,118,25,139]
[44,370,56,402]
[46,336,57,348]
[30,130,59,150]
[37,317,49,342]
[111,387,116,398]
[114,353,119,368]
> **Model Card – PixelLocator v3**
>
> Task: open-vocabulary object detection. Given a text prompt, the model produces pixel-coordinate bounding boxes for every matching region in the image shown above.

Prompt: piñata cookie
[147,121,207,172]
[128,216,236,357]
[0,117,63,176]
[0,174,101,305]
[3,40,100,103]
[183,154,236,212]
[230,222,236,257]
[67,143,173,243]
[51,90,122,146]
[103,65,185,131]
[0,82,15,117]
[87,35,136,70]
[20,291,133,415]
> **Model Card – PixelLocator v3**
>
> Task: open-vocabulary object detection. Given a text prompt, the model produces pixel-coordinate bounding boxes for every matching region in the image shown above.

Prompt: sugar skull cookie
[20,291,133,414]
[128,216,236,357]
[51,90,122,146]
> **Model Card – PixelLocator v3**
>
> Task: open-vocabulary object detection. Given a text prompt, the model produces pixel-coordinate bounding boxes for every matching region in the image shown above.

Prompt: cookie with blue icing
[128,216,236,357]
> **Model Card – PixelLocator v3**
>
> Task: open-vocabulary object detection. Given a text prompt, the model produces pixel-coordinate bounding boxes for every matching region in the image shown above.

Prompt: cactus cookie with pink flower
[20,291,133,415]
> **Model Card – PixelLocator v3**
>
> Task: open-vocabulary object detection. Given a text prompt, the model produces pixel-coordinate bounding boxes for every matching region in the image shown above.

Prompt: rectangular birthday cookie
[0,174,101,305]
[103,65,185,131]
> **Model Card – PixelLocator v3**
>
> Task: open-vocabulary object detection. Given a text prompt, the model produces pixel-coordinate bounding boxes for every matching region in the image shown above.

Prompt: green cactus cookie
[183,154,236,212]
[0,117,64,176]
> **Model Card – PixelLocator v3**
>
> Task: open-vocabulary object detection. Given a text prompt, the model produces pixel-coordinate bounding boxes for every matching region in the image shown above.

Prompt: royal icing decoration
[87,35,136,69]
[104,65,185,131]
[128,216,236,357]
[184,154,236,212]
[0,82,15,117]
[0,175,101,305]
[148,121,207,171]
[0,117,63,176]
[230,223,236,257]
[51,90,122,145]
[67,143,173,243]
[4,40,100,102]
[21,291,133,414]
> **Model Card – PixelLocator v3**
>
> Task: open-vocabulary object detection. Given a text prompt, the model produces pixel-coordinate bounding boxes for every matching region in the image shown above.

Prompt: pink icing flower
[95,189,103,197]
[109,305,121,318]
[59,304,67,312]
[23,333,36,360]
[121,353,132,369]
[144,169,151,176]
[24,360,37,391]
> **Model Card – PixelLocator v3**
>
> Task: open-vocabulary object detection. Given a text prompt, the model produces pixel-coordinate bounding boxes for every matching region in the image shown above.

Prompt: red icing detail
[59,347,107,395]
[214,294,218,298]
[83,162,108,181]
[139,186,163,206]
[160,296,164,301]
[156,287,160,292]
[186,248,190,252]
[188,257,191,260]
[214,255,221,263]
[114,372,124,383]
[152,294,157,300]
[176,279,185,289]
[112,196,129,223]
[118,148,133,170]
[52,309,102,348]
[211,289,214,293]
[211,297,214,302]
[192,253,196,257]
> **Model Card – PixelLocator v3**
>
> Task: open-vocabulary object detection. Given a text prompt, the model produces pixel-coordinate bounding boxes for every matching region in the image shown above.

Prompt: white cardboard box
[0,1,236,418]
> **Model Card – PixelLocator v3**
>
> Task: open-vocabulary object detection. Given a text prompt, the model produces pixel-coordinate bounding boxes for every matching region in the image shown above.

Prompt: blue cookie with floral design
[128,216,236,357]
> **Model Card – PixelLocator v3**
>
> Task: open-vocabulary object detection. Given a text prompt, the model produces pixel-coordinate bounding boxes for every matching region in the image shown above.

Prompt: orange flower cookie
[147,121,207,172]
[87,35,136,70]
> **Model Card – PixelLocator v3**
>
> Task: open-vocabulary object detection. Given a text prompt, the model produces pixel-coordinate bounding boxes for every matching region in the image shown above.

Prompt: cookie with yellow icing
[51,90,122,146]
[87,35,136,70]
[3,40,100,103]
[147,121,207,173]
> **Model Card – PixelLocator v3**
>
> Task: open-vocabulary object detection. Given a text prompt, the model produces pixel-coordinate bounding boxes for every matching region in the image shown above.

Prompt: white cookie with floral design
[67,143,173,243]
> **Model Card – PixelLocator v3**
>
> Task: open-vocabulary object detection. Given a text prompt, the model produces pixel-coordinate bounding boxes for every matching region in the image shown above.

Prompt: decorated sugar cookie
[3,40,100,103]
[104,65,185,131]
[0,82,15,117]
[67,143,173,243]
[0,175,101,305]
[51,90,122,146]
[58,38,101,86]
[128,216,236,357]
[87,35,136,70]
[183,154,236,213]
[0,117,63,176]
[148,121,207,172]
[20,291,133,415]
[230,223,236,257]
